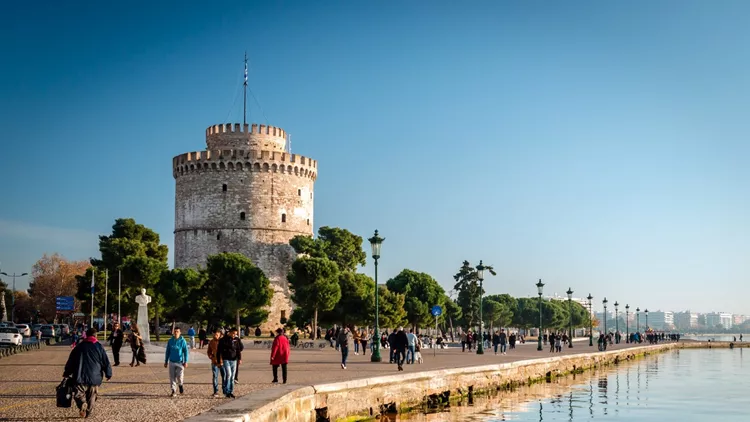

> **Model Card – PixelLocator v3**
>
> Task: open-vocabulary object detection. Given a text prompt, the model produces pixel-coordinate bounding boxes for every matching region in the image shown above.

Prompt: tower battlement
[205,123,288,151]
[172,149,317,180]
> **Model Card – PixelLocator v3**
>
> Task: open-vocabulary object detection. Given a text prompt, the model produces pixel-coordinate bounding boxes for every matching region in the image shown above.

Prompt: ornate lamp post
[614,301,619,344]
[625,304,630,343]
[566,287,574,348]
[1,272,28,323]
[602,297,608,335]
[536,279,544,351]
[368,230,384,363]
[645,309,649,330]
[587,294,594,346]
[636,307,640,333]
[476,261,486,355]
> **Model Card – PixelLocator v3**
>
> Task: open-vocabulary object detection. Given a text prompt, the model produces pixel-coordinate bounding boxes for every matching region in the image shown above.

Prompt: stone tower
[173,123,317,329]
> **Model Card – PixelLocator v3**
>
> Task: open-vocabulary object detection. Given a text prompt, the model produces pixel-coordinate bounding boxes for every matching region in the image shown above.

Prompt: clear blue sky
[1,1,748,315]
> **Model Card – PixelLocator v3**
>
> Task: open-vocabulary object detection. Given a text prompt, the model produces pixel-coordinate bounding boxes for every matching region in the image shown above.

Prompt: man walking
[270,328,290,383]
[63,328,112,418]
[206,329,223,397]
[187,326,196,349]
[164,327,189,397]
[499,329,507,355]
[406,329,417,364]
[393,327,408,371]
[107,323,124,366]
[336,326,352,369]
[217,328,243,398]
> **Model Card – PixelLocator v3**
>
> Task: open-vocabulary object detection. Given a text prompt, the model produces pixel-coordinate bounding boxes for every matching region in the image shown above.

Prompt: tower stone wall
[173,123,316,330]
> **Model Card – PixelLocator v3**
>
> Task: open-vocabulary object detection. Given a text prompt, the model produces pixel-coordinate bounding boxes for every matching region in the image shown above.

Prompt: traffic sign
[56,296,75,311]
[431,305,442,317]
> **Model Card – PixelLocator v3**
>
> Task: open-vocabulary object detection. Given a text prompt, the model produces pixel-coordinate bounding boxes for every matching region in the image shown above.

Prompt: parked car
[0,327,23,346]
[31,324,42,336]
[15,324,31,337]
[40,325,56,338]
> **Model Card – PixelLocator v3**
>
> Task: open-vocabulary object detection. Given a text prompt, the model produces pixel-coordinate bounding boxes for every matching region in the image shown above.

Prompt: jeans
[211,363,223,394]
[494,344,498,354]
[168,361,185,393]
[272,364,288,383]
[354,342,359,353]
[222,360,237,395]
[500,343,507,353]
[396,348,406,366]
[407,345,415,364]
[389,347,395,363]
[341,346,349,366]
[112,345,121,365]
[189,336,195,349]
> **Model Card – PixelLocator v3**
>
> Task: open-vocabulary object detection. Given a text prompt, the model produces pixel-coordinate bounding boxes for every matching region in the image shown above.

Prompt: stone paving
[0,338,650,421]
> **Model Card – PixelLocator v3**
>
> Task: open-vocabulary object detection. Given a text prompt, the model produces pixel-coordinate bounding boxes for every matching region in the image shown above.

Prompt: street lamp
[614,301,619,344]
[1,272,28,323]
[625,304,630,343]
[475,261,486,355]
[536,279,544,351]
[645,309,649,330]
[368,230,384,363]
[566,287,574,348]
[587,294,594,346]
[636,307,640,333]
[602,297,608,336]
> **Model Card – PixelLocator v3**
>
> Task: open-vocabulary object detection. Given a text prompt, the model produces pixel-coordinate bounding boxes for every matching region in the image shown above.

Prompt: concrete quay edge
[184,342,730,422]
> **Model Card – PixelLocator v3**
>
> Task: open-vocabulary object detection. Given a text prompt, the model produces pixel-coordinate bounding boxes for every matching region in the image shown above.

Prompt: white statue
[0,292,6,322]
[135,288,151,345]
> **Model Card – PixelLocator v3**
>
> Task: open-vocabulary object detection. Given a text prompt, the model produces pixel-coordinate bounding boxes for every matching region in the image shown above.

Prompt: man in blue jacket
[63,328,112,418]
[164,327,189,397]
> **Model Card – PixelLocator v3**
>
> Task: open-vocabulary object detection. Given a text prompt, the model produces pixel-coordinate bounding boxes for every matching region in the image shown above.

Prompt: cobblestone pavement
[0,339,650,421]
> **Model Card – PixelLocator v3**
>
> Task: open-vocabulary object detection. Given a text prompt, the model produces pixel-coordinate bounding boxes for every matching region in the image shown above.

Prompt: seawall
[186,341,737,422]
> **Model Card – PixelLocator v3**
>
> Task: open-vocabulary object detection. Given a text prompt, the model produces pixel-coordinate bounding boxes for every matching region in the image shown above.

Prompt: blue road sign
[56,296,75,311]
[431,305,442,317]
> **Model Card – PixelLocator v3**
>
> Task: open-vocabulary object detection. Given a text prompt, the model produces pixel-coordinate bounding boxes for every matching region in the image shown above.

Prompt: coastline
[186,341,741,422]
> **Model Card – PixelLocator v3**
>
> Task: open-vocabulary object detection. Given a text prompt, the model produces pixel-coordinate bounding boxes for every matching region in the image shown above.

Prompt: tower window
[281,213,286,223]
[298,189,301,196]
[222,184,227,192]
[240,212,246,220]
[217,233,221,240]
[310,192,313,199]
[307,219,310,226]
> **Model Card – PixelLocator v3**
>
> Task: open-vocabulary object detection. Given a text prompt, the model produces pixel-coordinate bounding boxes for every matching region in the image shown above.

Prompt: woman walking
[270,328,290,383]
[128,326,146,366]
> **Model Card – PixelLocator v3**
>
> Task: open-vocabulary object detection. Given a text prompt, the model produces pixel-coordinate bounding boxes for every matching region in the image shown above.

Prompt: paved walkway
[0,339,651,421]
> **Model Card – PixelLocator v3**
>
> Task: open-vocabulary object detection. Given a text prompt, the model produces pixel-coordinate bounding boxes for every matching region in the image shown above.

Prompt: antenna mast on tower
[243,52,248,125]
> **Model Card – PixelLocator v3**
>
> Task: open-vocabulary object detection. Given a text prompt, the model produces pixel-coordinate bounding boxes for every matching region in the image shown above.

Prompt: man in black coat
[107,323,124,366]
[393,327,409,371]
[63,328,112,418]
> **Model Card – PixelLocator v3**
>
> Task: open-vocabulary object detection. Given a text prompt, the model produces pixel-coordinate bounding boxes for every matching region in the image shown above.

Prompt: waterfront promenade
[0,339,658,421]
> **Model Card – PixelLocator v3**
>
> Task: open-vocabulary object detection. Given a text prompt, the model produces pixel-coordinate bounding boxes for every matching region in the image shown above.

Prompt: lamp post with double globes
[368,230,384,363]
[602,297,608,336]
[645,309,649,330]
[636,307,640,333]
[476,261,486,355]
[566,287,574,348]
[536,279,545,352]
[625,304,630,343]
[614,301,619,344]
[587,294,594,347]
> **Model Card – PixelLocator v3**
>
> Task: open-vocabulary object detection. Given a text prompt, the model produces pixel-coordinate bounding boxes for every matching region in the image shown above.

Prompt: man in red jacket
[270,328,290,383]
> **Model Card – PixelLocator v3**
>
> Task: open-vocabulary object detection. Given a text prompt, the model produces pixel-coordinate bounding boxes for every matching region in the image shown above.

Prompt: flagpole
[104,269,108,340]
[118,270,121,326]
[243,52,248,125]
[90,269,95,328]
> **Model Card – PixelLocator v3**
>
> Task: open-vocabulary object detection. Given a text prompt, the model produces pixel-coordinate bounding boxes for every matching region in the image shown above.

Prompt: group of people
[461,330,525,352]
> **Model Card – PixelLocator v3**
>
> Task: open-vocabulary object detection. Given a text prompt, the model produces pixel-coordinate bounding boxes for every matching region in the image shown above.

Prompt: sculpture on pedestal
[135,288,151,345]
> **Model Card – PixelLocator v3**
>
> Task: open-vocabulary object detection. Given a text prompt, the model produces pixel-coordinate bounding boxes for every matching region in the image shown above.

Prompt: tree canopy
[386,269,445,329]
[290,226,366,272]
[287,257,341,339]
[28,253,89,322]
[204,253,273,328]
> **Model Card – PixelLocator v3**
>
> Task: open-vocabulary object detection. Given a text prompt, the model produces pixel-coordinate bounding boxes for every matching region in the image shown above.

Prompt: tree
[377,286,407,329]
[287,257,340,339]
[156,268,209,325]
[329,272,375,327]
[443,297,462,339]
[27,254,90,322]
[204,253,273,329]
[453,261,481,330]
[290,226,366,272]
[13,291,35,322]
[386,269,445,330]
[482,297,513,330]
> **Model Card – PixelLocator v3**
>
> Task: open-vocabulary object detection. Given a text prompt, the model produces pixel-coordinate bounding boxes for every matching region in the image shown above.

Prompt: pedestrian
[206,329,223,398]
[394,327,408,371]
[387,330,397,363]
[63,328,112,418]
[217,328,243,398]
[187,326,196,349]
[164,327,190,397]
[337,326,353,369]
[128,326,145,367]
[499,329,507,355]
[270,327,290,383]
[360,330,368,357]
[198,326,207,349]
[107,323,124,366]
[353,328,360,355]
[492,330,500,355]
[406,329,417,364]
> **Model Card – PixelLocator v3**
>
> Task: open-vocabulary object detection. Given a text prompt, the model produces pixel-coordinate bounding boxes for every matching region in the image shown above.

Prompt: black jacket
[218,335,244,361]
[393,331,408,350]
[63,340,112,386]
[108,329,124,347]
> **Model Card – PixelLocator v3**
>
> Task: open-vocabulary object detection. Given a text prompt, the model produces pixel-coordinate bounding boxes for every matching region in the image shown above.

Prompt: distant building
[646,311,674,331]
[733,315,749,326]
[705,312,733,330]
[674,311,698,330]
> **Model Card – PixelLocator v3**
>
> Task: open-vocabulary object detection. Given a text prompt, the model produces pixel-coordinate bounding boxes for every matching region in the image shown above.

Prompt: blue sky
[1,1,748,314]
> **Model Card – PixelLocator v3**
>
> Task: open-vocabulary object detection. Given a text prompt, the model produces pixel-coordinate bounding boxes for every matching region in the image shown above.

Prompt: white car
[0,327,23,346]
[15,324,31,337]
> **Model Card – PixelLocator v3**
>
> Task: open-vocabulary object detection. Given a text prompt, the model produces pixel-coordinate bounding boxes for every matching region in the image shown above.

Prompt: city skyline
[1,2,748,314]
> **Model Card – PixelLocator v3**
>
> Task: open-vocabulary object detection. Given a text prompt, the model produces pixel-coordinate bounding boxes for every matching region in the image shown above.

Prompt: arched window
[281,213,287,223]
[240,212,246,220]
[298,189,301,196]
[217,233,221,240]
[222,184,227,192]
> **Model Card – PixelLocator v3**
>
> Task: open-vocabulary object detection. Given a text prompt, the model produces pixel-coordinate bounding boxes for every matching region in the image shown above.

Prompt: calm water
[400,349,750,421]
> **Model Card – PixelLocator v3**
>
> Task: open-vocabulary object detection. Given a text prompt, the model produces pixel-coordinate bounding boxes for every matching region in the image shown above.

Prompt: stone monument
[0,291,6,322]
[135,288,151,345]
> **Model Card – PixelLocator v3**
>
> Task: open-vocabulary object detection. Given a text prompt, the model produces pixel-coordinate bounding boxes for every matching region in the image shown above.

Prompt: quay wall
[186,342,738,422]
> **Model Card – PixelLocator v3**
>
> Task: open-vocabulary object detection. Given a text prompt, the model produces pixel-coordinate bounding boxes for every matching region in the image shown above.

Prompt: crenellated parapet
[205,123,288,151]
[173,149,318,180]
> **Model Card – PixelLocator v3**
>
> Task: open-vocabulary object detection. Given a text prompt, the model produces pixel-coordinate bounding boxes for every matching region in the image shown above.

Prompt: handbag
[55,378,73,408]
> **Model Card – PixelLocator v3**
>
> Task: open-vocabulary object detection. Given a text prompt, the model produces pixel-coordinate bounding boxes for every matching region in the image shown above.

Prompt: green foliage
[443,296,462,324]
[287,257,341,338]
[290,226,366,272]
[453,261,481,329]
[156,268,209,323]
[330,272,375,326]
[482,296,513,328]
[386,269,445,329]
[377,286,407,329]
[204,253,272,327]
